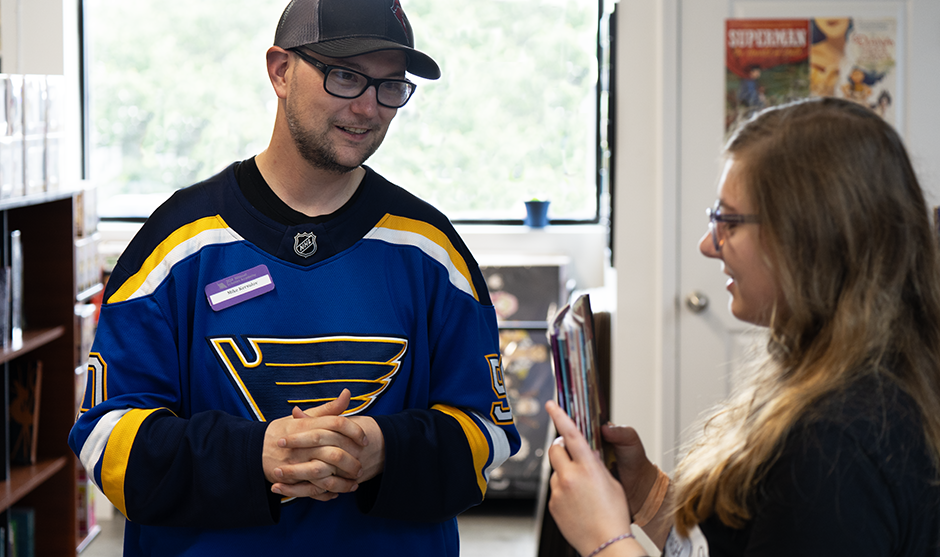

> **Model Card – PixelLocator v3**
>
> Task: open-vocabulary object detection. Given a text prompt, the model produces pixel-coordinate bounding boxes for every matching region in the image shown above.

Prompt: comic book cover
[810,17,897,126]
[725,19,811,134]
[549,294,604,452]
[725,17,898,133]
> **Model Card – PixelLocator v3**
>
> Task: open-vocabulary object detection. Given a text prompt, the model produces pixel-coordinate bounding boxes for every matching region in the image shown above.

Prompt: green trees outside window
[87,0,604,222]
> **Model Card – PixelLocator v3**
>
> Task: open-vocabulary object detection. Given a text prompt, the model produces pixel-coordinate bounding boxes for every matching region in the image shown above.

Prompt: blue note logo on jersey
[208,334,407,420]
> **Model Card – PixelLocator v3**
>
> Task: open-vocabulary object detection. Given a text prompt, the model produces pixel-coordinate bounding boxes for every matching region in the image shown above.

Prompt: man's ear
[266,46,291,99]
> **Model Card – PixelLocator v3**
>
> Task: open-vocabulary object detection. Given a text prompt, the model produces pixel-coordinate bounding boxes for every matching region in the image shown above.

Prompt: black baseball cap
[274,0,441,80]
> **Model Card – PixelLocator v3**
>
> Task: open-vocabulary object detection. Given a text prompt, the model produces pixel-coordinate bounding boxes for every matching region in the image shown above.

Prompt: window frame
[79,0,614,227]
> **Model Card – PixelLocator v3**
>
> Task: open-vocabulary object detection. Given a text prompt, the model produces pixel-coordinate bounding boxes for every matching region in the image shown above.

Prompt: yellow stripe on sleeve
[101,408,170,519]
[432,404,490,497]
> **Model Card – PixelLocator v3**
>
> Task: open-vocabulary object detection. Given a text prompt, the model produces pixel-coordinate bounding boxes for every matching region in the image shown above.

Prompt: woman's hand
[602,423,673,547]
[602,423,658,518]
[545,400,635,556]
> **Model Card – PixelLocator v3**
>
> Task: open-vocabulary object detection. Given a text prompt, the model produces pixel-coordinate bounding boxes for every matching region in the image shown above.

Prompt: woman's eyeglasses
[706,201,760,252]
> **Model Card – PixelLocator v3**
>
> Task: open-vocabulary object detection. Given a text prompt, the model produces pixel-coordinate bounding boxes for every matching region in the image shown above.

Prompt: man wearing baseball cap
[68,1,520,555]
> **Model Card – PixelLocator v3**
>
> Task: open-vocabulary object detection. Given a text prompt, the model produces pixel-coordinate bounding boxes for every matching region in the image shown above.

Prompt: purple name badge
[205,265,275,311]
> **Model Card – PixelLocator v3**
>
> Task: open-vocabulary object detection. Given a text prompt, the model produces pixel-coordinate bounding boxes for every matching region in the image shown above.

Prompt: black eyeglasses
[290,48,417,109]
[706,200,760,252]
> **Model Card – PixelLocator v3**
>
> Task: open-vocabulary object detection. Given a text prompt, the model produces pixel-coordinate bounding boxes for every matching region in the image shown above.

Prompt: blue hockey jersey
[68,162,520,556]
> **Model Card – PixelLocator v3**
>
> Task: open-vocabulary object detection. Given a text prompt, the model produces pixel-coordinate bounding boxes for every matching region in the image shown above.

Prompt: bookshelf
[0,190,98,556]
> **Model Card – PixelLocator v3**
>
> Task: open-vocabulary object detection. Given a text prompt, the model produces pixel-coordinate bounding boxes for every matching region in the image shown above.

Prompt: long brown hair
[673,97,940,534]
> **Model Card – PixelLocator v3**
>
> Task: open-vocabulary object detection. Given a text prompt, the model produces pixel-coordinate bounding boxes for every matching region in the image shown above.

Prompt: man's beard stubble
[285,95,384,175]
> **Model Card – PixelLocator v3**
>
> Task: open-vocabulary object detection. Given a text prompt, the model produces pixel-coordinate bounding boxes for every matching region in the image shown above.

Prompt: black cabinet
[480,257,569,498]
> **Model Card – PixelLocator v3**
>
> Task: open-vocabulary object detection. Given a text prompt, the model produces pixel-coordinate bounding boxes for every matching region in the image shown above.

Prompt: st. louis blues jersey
[68,161,520,556]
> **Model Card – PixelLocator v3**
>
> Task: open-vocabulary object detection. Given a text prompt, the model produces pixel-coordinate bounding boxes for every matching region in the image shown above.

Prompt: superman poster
[726,17,897,134]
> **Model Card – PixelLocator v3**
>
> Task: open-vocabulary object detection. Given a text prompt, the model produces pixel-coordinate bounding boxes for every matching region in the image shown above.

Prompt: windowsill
[456,223,607,235]
[457,223,609,290]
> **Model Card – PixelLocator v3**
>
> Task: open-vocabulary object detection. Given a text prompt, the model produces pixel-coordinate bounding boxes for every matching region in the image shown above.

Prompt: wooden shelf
[0,189,76,213]
[2,195,83,555]
[0,326,66,365]
[0,457,68,512]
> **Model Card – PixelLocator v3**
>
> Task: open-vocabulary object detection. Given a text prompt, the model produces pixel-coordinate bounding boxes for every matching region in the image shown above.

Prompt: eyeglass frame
[289,48,417,109]
[706,200,760,252]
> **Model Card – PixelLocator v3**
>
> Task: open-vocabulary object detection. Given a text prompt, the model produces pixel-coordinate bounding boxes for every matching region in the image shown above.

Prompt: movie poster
[726,17,897,134]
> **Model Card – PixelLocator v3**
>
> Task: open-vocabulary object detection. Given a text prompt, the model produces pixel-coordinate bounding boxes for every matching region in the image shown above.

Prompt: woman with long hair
[546,97,940,557]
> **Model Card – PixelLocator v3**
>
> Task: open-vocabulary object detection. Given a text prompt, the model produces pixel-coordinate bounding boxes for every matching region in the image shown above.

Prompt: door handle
[685,291,709,314]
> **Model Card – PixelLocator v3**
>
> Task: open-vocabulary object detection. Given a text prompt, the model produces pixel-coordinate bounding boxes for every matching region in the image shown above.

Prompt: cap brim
[306,38,441,80]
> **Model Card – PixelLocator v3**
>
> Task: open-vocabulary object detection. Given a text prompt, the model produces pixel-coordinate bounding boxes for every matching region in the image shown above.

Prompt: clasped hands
[262,389,384,501]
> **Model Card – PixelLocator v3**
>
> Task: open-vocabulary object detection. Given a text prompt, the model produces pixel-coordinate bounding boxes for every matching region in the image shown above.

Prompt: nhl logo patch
[293,232,318,258]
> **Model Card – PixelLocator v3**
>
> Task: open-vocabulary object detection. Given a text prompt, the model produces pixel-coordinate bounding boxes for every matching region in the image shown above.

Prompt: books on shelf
[43,76,65,192]
[0,73,65,201]
[75,186,99,239]
[9,359,42,465]
[0,228,24,350]
[75,234,102,296]
[76,303,98,366]
[1,75,25,200]
[0,266,10,349]
[77,460,98,541]
[548,294,608,454]
[9,507,35,557]
[22,76,45,197]
[10,229,23,349]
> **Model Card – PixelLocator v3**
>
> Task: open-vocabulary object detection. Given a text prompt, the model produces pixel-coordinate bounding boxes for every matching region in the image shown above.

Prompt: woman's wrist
[632,467,670,527]
[586,532,634,557]
[583,531,651,557]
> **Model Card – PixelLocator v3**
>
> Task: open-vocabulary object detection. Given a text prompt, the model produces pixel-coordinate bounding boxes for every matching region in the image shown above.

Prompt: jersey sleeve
[68,267,279,528]
[356,409,481,520]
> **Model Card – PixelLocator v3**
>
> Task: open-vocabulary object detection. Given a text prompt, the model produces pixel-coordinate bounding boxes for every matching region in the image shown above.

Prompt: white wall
[608,0,678,469]
[1,0,64,75]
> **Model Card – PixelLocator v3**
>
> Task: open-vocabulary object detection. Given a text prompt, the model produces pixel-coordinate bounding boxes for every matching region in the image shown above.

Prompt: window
[84,0,611,224]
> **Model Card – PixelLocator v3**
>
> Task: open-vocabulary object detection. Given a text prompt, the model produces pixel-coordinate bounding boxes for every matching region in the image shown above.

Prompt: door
[674,0,936,460]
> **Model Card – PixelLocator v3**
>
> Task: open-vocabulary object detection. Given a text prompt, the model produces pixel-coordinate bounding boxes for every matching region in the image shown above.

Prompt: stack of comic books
[548,294,606,452]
